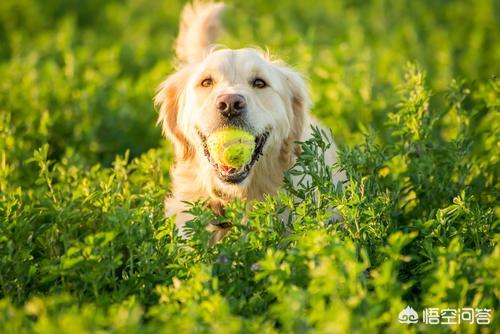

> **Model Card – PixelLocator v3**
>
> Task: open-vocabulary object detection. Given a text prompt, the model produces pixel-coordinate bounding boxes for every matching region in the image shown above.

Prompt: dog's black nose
[216,94,246,118]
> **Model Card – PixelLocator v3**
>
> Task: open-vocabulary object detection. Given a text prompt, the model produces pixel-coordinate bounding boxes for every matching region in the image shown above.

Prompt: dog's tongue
[220,165,237,174]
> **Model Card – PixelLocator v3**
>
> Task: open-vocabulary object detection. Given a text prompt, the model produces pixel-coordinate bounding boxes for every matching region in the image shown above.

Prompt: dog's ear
[278,66,310,159]
[155,68,194,160]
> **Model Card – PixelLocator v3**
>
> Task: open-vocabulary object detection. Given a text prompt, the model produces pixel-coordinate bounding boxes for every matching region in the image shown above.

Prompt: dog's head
[155,48,309,194]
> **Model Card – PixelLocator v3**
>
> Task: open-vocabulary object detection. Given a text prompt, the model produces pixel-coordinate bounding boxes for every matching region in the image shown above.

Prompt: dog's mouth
[197,128,270,184]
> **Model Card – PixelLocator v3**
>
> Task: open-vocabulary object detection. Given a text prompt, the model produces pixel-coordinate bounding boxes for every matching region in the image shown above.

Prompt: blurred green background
[1,0,498,170]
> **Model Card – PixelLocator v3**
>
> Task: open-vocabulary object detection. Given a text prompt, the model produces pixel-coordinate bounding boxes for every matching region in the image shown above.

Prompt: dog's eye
[201,78,213,87]
[252,78,267,88]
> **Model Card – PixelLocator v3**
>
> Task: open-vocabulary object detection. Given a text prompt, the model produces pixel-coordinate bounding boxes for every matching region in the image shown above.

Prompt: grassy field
[0,0,499,332]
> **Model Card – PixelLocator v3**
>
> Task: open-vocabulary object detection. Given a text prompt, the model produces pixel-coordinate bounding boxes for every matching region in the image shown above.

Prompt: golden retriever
[155,2,345,240]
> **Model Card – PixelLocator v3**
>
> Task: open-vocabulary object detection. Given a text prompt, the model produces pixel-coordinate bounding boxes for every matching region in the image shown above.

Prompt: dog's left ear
[278,66,310,159]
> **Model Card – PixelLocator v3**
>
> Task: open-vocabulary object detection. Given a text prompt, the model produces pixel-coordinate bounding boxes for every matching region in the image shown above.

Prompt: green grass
[0,0,498,333]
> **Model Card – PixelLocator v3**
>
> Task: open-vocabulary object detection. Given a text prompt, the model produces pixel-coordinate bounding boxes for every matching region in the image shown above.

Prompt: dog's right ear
[154,67,194,160]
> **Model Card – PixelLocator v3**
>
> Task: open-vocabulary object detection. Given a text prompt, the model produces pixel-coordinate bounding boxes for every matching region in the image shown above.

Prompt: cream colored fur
[155,2,345,240]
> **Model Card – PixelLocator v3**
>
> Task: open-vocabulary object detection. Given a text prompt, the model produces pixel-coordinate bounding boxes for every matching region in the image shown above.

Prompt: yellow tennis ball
[207,128,255,168]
